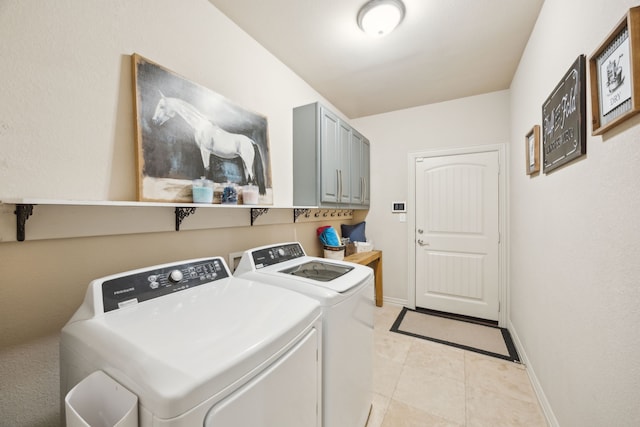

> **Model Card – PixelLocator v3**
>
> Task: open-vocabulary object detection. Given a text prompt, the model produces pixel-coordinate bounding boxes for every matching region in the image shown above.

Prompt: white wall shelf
[0,199,356,242]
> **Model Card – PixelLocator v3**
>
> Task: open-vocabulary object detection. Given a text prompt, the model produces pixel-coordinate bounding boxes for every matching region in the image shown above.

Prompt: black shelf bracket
[15,204,35,242]
[250,208,270,226]
[175,207,197,231]
[293,208,311,222]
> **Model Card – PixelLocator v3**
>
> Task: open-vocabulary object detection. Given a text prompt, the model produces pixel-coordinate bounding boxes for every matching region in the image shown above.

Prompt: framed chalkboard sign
[542,55,587,173]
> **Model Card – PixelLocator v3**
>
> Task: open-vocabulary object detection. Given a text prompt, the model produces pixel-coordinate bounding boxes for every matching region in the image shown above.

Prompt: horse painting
[151,93,266,195]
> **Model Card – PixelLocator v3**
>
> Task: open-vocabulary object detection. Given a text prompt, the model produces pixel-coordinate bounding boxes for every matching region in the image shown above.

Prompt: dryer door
[204,328,320,427]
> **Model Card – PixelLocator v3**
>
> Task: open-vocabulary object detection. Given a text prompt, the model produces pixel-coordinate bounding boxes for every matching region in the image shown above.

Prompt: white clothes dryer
[60,256,322,427]
[235,242,374,427]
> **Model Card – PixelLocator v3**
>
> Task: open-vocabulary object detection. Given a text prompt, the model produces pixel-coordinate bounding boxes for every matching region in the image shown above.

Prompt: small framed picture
[525,125,540,175]
[589,6,640,135]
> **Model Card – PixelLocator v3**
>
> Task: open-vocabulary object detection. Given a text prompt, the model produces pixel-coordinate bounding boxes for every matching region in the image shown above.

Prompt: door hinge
[498,301,501,312]
[416,157,424,163]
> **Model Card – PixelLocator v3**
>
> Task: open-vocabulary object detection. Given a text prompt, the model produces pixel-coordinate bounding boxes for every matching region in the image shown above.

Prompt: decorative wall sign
[542,55,587,173]
[589,6,640,135]
[132,54,273,204]
[525,125,540,175]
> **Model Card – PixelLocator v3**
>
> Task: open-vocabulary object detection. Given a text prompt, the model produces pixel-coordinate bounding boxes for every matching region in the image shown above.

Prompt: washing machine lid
[280,260,354,282]
[264,258,371,293]
[61,258,321,420]
[235,243,373,294]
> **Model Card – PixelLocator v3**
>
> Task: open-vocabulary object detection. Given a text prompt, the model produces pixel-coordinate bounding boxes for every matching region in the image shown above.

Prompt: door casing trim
[407,144,509,327]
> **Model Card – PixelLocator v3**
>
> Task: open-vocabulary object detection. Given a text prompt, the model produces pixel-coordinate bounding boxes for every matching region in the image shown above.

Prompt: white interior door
[415,151,500,321]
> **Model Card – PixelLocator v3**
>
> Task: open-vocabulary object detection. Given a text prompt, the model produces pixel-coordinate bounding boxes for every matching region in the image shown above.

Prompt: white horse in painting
[151,93,266,195]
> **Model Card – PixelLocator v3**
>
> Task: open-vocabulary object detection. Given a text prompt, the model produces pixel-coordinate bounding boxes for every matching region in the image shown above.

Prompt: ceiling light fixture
[357,0,406,37]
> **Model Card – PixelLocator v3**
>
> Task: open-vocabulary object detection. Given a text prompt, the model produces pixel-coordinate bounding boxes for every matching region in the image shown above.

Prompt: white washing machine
[234,242,374,427]
[60,256,323,427]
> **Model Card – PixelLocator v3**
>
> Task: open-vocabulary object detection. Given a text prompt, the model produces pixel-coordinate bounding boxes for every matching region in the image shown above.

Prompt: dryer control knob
[168,269,183,283]
[278,248,285,256]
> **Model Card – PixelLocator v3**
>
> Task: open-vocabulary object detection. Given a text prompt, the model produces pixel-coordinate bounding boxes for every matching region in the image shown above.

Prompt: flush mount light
[357,0,406,37]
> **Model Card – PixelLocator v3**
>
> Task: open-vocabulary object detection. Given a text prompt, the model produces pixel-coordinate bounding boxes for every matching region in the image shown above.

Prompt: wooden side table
[343,250,383,307]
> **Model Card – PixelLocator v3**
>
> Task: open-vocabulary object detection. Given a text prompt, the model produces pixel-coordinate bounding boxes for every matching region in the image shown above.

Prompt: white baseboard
[508,320,559,427]
[382,296,408,307]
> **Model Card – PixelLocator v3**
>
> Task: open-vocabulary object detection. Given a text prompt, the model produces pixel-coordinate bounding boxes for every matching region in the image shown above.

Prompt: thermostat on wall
[391,201,406,213]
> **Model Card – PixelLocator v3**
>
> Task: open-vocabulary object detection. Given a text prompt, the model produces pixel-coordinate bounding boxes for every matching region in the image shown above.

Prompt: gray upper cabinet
[293,102,370,208]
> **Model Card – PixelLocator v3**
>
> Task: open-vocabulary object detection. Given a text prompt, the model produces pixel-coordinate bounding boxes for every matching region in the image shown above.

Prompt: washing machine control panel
[101,258,229,312]
[252,243,306,268]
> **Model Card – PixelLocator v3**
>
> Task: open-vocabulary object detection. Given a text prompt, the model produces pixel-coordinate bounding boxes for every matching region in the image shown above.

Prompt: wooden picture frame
[542,55,587,173]
[525,125,540,175]
[132,54,273,204]
[589,6,640,135]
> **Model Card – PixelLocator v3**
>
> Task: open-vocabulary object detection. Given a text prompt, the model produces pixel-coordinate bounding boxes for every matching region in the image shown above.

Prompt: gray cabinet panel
[338,121,351,204]
[362,139,370,205]
[349,130,370,207]
[292,103,319,207]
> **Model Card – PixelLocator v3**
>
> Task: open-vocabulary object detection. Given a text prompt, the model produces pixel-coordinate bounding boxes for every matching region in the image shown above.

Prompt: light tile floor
[368,304,548,427]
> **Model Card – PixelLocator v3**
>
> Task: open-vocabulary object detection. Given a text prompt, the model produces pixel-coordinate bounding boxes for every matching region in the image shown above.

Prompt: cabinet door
[361,138,370,206]
[338,121,351,204]
[350,132,364,205]
[320,108,340,204]
[350,132,370,206]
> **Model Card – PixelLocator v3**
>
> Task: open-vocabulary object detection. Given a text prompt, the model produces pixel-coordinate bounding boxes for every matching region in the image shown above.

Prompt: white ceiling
[208,0,545,119]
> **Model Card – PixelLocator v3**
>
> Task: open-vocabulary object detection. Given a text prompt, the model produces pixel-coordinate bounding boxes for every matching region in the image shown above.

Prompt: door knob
[417,229,424,234]
[417,239,429,246]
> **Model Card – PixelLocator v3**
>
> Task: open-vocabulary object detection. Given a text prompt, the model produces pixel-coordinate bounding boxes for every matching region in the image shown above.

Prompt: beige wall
[352,90,511,303]
[508,0,640,425]
[0,1,356,425]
